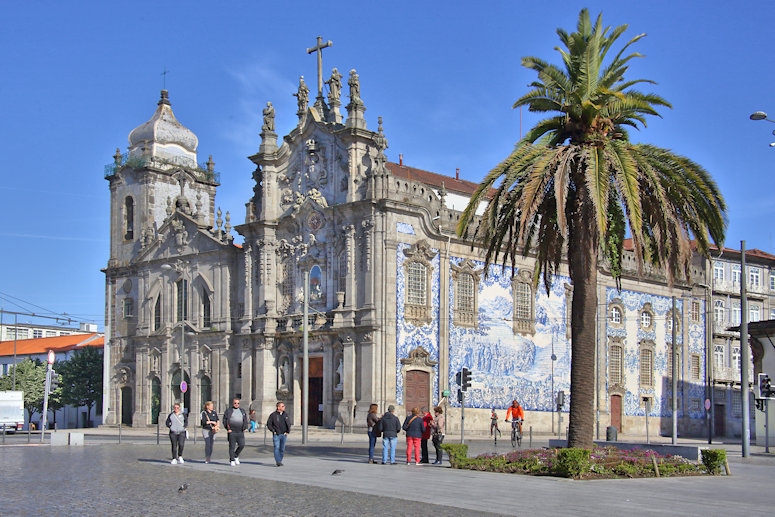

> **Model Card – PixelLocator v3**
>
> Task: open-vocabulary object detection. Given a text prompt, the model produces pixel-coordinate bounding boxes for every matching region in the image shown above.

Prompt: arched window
[640,310,652,329]
[200,376,212,405]
[153,296,162,331]
[202,287,211,328]
[124,196,134,240]
[511,269,535,335]
[610,306,622,324]
[176,279,188,322]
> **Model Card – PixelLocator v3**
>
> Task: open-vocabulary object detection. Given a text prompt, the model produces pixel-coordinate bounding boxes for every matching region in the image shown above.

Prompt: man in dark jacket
[223,398,248,466]
[379,405,402,465]
[266,401,291,466]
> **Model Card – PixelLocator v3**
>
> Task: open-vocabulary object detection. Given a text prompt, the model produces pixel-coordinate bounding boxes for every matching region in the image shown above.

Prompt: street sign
[180,381,188,393]
[47,350,55,365]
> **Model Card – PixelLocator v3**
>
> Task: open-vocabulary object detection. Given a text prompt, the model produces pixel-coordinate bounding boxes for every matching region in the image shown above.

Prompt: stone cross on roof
[306,36,333,98]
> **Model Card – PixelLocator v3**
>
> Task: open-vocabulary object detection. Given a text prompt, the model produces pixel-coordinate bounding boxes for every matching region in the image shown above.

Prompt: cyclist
[489,408,501,437]
[504,399,525,436]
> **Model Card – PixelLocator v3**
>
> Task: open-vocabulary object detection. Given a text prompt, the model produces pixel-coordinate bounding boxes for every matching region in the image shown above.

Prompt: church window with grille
[640,346,654,387]
[282,261,294,311]
[609,342,623,385]
[407,262,427,306]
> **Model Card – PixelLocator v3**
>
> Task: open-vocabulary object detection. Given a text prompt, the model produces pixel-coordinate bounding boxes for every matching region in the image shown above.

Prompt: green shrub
[440,443,468,468]
[700,449,727,475]
[554,448,591,478]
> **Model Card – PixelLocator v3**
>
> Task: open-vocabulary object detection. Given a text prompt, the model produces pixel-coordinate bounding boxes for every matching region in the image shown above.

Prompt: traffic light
[455,371,462,386]
[556,390,565,410]
[758,373,773,399]
[461,368,472,391]
[49,370,60,391]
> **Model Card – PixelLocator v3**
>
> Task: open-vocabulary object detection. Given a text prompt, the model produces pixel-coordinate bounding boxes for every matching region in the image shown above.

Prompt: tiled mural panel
[605,287,705,420]
[395,236,705,423]
[395,244,571,413]
[447,258,572,412]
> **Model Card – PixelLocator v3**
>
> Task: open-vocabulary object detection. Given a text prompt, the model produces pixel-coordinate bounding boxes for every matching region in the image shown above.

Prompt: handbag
[205,411,220,433]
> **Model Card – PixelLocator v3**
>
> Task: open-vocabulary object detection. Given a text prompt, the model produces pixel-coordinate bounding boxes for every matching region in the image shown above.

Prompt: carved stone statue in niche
[280,357,290,390]
[334,356,343,391]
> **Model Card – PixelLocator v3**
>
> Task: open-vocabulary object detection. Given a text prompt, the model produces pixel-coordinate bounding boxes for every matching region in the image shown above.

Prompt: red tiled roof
[386,162,482,196]
[0,333,103,357]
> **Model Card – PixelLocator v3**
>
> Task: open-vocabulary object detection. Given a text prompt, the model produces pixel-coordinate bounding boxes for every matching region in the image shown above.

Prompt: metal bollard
[529,426,532,448]
[156,420,160,445]
[263,425,267,446]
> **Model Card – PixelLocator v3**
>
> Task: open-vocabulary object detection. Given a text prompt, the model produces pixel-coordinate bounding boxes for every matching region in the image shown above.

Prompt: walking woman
[431,406,445,464]
[201,401,219,463]
[165,403,188,464]
[402,407,424,465]
[366,403,380,463]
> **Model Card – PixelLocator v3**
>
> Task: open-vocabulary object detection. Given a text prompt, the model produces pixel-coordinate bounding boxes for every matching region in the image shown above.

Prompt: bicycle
[505,419,522,447]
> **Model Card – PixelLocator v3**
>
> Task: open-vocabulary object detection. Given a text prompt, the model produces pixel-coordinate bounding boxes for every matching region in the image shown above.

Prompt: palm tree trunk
[566,189,599,449]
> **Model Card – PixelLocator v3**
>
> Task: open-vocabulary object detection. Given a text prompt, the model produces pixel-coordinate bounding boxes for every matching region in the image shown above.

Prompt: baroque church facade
[104,59,727,438]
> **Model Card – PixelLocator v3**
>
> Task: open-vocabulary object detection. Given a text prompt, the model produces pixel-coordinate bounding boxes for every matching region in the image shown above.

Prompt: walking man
[223,397,248,466]
[266,401,291,466]
[380,405,402,465]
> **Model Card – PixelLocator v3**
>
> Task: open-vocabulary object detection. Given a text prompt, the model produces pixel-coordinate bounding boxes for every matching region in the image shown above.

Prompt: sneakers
[415,462,420,465]
[406,462,411,465]
[178,457,184,464]
[276,462,283,467]
[171,458,178,465]
[234,458,240,465]
[230,460,236,467]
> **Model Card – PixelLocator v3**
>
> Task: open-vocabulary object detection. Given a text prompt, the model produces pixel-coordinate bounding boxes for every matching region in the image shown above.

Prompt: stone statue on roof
[293,76,310,113]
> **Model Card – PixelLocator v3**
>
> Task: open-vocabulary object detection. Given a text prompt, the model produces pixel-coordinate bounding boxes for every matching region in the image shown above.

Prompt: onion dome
[127,90,198,167]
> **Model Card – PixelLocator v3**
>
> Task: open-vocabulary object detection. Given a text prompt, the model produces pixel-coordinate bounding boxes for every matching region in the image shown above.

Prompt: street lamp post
[749,110,775,146]
[162,262,191,416]
[302,270,309,446]
[740,241,751,458]
[694,282,713,444]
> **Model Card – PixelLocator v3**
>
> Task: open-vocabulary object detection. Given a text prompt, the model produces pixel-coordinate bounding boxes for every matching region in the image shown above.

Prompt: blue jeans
[272,433,287,464]
[368,430,377,460]
[381,436,396,464]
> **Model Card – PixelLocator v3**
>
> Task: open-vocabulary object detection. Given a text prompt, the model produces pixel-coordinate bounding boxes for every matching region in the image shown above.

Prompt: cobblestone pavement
[3,430,775,516]
[3,442,500,517]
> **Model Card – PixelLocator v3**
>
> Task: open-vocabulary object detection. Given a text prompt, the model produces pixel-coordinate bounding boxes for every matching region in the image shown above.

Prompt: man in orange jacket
[505,399,525,434]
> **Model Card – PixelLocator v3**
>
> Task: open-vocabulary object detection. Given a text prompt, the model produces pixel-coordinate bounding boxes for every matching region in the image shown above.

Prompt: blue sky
[1,1,773,330]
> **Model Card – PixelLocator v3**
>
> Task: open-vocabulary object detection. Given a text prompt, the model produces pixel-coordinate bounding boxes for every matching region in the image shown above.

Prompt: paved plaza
[2,429,774,516]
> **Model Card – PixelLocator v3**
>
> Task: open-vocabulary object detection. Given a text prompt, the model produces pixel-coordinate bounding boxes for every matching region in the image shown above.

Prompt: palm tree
[458,9,727,448]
